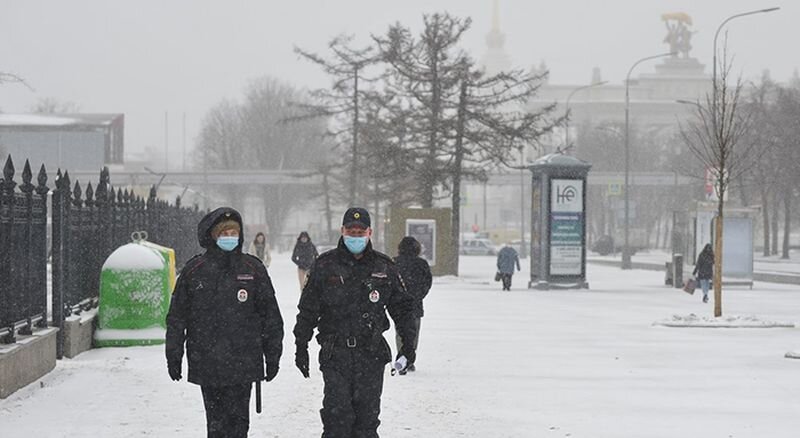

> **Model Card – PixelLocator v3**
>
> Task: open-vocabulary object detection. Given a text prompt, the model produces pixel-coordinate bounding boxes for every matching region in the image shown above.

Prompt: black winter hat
[342,207,370,228]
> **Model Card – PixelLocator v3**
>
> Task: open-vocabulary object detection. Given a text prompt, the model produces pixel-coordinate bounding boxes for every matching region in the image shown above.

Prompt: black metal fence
[0,158,49,343]
[1,154,205,353]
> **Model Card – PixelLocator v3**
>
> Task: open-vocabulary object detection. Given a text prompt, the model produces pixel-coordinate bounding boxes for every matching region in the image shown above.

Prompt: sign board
[405,219,436,266]
[549,179,583,276]
[608,182,622,196]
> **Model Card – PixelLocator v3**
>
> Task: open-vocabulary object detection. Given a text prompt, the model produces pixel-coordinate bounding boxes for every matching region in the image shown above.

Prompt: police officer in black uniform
[166,207,284,438]
[294,207,417,438]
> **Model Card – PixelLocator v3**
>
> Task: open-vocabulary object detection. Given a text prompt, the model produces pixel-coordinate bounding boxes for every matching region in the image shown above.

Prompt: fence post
[34,165,49,329]
[52,170,65,358]
[84,181,97,310]
[0,156,17,343]
[18,161,34,336]
[69,180,83,314]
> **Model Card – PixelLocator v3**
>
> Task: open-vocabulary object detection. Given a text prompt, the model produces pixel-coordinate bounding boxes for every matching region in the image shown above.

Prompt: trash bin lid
[102,243,163,271]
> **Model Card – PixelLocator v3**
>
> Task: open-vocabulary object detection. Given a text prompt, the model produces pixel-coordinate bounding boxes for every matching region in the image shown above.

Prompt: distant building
[480,0,511,75]
[0,113,124,172]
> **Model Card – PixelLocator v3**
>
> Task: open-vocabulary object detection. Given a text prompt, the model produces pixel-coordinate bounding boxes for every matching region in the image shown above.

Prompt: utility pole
[164,111,169,171]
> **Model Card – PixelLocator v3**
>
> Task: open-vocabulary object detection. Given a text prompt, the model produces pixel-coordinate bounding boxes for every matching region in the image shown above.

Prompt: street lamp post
[711,8,779,128]
[564,81,608,147]
[622,52,673,269]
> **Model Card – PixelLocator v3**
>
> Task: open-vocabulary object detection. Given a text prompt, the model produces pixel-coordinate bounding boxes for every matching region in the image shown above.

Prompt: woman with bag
[693,244,714,303]
[291,231,318,290]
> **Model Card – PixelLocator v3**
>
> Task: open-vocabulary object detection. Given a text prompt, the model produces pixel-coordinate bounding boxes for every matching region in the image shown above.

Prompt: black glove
[265,362,279,382]
[295,345,310,378]
[168,361,182,381]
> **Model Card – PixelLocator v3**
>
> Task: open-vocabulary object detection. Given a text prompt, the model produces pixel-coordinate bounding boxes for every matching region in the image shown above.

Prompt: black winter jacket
[693,250,714,280]
[394,254,432,318]
[293,238,418,364]
[292,241,318,270]
[166,207,284,386]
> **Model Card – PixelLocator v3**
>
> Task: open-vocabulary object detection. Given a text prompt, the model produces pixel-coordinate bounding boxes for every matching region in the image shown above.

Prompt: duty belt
[334,335,369,348]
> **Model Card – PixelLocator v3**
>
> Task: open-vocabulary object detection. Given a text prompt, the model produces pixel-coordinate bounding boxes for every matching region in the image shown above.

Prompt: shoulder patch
[373,251,396,265]
[317,248,339,260]
[182,254,205,276]
[241,253,265,268]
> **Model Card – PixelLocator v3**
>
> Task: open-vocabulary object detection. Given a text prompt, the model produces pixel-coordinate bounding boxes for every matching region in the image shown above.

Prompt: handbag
[683,278,696,295]
[494,272,502,282]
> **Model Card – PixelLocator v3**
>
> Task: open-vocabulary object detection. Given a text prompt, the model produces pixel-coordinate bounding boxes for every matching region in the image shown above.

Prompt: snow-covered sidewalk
[2,254,799,437]
[589,248,800,277]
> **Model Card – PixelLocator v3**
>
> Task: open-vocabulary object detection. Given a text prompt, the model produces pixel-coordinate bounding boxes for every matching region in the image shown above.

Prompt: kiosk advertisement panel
[549,179,584,276]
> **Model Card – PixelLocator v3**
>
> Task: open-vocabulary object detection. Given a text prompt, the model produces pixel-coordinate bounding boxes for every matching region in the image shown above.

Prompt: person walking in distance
[292,231,318,290]
[393,236,432,374]
[293,207,418,437]
[166,208,284,438]
[248,231,272,268]
[496,242,521,291]
[693,243,714,303]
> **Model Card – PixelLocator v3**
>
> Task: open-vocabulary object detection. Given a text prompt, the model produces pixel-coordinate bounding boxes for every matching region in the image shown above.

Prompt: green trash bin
[94,240,175,347]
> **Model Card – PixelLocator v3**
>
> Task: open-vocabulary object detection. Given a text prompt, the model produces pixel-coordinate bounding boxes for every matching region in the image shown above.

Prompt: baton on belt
[255,380,262,414]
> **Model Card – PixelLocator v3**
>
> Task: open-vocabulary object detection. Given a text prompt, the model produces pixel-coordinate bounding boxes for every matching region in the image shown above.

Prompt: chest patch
[369,290,380,303]
[237,289,249,302]
[237,274,254,281]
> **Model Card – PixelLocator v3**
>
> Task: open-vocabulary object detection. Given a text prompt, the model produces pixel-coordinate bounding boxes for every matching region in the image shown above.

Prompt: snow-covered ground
[589,248,800,276]
[3,253,800,437]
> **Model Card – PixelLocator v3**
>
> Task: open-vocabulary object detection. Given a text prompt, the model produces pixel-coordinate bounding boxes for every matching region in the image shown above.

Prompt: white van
[460,238,497,256]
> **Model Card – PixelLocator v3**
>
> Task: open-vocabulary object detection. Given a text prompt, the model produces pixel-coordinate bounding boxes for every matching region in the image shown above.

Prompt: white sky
[0,1,794,169]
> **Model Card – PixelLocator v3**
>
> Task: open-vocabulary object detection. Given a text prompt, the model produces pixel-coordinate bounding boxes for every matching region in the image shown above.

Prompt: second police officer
[293,207,418,437]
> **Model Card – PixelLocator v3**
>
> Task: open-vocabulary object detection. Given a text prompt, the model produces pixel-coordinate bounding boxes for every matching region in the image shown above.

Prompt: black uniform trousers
[200,383,252,438]
[320,347,385,438]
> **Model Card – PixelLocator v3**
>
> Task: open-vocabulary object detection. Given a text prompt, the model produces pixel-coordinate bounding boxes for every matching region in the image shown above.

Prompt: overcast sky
[0,0,793,169]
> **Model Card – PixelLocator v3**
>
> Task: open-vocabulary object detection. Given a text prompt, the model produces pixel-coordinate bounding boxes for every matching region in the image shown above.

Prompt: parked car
[460,238,497,256]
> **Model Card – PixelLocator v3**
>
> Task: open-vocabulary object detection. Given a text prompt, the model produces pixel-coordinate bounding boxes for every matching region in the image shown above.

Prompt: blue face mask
[216,236,239,252]
[343,235,368,255]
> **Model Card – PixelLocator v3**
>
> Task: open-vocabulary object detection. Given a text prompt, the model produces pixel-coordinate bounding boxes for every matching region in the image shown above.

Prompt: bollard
[664,262,673,286]
[672,254,684,288]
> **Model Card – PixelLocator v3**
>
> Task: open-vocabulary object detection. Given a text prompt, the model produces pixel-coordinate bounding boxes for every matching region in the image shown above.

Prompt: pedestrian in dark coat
[293,207,418,437]
[496,243,521,291]
[693,243,714,303]
[393,236,432,373]
[166,207,284,438]
[291,231,318,291]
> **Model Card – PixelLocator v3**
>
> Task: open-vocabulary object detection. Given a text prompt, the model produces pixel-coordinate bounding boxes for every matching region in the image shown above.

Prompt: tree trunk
[713,214,724,317]
[449,78,468,276]
[422,52,441,209]
[760,188,770,256]
[350,68,360,206]
[322,170,333,243]
[782,191,792,259]
[771,191,779,255]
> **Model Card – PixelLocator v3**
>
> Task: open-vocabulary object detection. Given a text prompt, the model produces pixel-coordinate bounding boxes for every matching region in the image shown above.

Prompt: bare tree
[295,36,379,206]
[447,58,562,271]
[30,97,80,114]
[0,72,34,91]
[740,75,780,256]
[771,85,800,259]
[681,48,758,317]
[374,13,471,207]
[195,77,327,238]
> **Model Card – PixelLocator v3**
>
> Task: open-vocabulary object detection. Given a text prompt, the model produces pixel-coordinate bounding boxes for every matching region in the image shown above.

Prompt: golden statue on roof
[662,12,695,58]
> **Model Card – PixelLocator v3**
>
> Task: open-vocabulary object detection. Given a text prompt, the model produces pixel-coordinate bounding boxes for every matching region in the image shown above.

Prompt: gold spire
[492,0,500,31]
